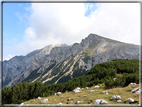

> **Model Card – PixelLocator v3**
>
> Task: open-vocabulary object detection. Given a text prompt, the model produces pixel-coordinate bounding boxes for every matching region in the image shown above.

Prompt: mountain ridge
[2,33,139,87]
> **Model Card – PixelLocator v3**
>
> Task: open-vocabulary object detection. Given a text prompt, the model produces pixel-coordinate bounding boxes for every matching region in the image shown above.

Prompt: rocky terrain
[2,33,139,87]
[19,83,140,106]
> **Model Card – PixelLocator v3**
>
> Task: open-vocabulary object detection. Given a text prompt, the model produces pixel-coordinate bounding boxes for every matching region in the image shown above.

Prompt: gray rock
[134,88,141,95]
[131,87,139,93]
[38,97,41,99]
[111,95,121,100]
[41,99,48,104]
[73,87,81,93]
[94,99,108,105]
[56,92,62,95]
[90,90,95,93]
[83,95,87,97]
[128,83,136,87]
[94,85,100,88]
[117,100,121,103]
[126,98,134,103]
[76,101,81,104]
[102,90,108,93]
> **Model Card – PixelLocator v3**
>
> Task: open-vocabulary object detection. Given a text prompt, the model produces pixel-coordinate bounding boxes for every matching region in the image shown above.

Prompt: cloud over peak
[8,3,140,57]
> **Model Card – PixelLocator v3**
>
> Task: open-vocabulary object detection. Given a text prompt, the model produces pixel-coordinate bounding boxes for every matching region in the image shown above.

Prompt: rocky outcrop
[3,34,139,87]
[3,45,54,87]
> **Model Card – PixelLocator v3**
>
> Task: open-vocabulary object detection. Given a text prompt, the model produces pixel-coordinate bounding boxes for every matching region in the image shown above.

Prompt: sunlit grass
[24,83,140,105]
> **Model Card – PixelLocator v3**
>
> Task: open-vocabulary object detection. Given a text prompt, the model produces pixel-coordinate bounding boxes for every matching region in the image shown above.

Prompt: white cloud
[4,54,13,61]
[14,3,140,56]
[88,3,140,45]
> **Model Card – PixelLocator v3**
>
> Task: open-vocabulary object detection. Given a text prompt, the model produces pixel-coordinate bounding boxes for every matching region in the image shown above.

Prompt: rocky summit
[2,33,139,87]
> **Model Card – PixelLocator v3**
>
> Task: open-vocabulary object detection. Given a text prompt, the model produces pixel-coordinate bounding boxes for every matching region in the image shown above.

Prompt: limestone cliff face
[3,34,139,87]
[3,45,54,87]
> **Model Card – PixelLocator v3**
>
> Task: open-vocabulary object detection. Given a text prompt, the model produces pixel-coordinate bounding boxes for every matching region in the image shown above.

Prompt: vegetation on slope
[2,59,140,104]
[23,68,40,83]
[22,83,140,105]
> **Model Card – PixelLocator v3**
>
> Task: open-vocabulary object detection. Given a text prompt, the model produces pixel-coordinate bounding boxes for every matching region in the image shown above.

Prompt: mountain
[2,33,139,87]
[2,59,140,104]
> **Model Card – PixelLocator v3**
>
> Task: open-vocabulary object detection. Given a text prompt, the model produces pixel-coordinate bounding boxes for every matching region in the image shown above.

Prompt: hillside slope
[2,59,140,105]
[21,83,140,105]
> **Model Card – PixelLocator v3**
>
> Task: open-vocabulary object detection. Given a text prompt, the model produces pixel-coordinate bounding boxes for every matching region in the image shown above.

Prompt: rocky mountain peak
[3,33,139,88]
[55,43,69,47]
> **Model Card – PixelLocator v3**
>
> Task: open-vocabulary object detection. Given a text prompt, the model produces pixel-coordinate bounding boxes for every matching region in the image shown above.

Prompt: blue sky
[3,3,31,57]
[3,3,140,61]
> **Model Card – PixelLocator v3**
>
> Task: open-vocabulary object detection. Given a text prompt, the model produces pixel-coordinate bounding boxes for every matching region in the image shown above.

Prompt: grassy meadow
[22,83,140,105]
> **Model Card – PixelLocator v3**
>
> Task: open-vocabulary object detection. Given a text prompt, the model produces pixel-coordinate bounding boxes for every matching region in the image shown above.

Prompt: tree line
[2,59,140,104]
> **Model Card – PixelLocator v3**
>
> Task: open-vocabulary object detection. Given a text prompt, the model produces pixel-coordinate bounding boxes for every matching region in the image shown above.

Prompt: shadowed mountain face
[2,34,139,87]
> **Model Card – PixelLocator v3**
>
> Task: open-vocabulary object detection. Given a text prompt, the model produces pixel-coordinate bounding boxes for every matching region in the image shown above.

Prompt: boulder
[110,95,116,100]
[76,101,81,104]
[94,85,100,88]
[94,99,108,105]
[86,87,89,89]
[81,88,84,90]
[76,87,80,90]
[131,87,139,93]
[116,95,121,99]
[117,100,121,103]
[56,92,62,95]
[56,103,62,106]
[83,95,87,97]
[90,90,95,93]
[38,97,41,99]
[20,103,24,105]
[41,99,48,104]
[128,82,136,87]
[101,100,108,104]
[134,88,142,95]
[126,98,134,103]
[110,95,121,100]
[73,89,81,93]
[73,87,81,93]
[102,91,108,93]
[135,88,141,95]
